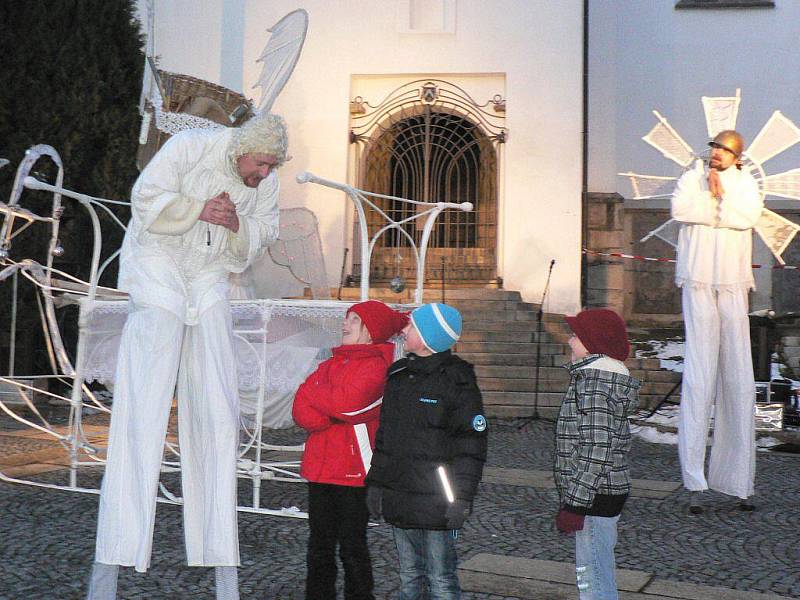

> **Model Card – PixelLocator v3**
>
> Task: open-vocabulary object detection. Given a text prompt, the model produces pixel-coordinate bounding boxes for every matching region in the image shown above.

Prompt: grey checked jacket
[554,354,641,512]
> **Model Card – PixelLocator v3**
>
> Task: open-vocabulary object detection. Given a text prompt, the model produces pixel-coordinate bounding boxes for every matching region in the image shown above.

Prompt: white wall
[140,0,585,313]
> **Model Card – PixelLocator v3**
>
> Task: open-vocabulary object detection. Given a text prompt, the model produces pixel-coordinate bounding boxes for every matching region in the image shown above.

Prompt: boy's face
[342,312,372,346]
[402,321,432,356]
[568,334,589,361]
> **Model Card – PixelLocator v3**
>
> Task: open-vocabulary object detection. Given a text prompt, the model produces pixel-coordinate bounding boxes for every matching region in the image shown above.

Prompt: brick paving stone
[0,417,798,599]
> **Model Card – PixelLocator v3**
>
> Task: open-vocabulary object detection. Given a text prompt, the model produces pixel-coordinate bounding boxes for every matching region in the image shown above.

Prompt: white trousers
[678,285,755,499]
[95,300,241,572]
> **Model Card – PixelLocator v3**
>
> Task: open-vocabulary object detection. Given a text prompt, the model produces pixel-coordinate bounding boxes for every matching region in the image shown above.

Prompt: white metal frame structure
[297,171,473,303]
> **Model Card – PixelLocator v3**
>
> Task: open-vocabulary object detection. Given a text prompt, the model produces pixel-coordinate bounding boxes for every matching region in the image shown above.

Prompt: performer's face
[568,334,589,361]
[342,312,372,345]
[236,153,279,188]
[709,144,737,171]
[401,322,432,356]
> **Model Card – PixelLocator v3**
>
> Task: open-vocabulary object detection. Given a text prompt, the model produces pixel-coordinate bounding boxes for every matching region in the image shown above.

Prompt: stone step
[478,376,680,398]
[335,287,522,302]
[635,368,682,383]
[640,381,683,396]
[455,341,566,355]
[485,405,560,418]
[479,377,573,393]
[446,300,539,312]
[460,320,540,332]
[474,363,680,384]
[474,365,568,379]
[459,310,563,323]
[459,554,796,600]
[459,353,569,367]
[482,391,564,407]
[460,330,556,343]
[485,395,672,417]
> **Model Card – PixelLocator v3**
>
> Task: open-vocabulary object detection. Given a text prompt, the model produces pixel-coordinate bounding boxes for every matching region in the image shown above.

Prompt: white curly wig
[228,112,289,168]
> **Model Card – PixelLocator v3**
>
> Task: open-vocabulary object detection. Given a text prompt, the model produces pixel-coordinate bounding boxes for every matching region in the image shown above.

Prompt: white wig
[227,112,289,168]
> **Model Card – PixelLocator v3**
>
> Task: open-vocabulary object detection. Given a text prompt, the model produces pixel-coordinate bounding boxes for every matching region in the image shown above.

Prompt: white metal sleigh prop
[0,149,472,517]
[0,7,473,517]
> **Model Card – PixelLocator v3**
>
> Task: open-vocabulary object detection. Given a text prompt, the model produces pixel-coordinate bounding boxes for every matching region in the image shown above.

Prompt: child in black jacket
[365,303,487,599]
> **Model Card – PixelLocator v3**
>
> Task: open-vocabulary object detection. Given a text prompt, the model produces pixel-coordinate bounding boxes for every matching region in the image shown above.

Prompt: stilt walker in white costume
[86,113,288,600]
[671,130,763,515]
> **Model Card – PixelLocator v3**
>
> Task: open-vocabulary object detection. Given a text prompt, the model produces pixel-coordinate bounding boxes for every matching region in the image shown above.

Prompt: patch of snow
[756,436,782,449]
[630,424,678,445]
[633,338,685,372]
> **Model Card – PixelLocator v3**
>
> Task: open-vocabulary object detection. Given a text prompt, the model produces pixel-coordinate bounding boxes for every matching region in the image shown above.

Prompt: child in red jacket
[292,300,407,600]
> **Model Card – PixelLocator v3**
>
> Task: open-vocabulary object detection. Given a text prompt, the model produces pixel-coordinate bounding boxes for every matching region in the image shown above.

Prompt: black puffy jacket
[365,350,488,530]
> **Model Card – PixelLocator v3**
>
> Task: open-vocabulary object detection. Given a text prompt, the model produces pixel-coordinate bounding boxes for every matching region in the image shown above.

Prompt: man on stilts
[671,129,763,514]
[87,113,288,599]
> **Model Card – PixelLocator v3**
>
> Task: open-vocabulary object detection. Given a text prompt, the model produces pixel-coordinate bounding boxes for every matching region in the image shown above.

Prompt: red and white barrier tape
[583,249,800,270]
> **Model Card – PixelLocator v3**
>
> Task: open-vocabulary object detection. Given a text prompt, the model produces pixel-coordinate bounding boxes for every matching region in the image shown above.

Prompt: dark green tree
[0,1,144,373]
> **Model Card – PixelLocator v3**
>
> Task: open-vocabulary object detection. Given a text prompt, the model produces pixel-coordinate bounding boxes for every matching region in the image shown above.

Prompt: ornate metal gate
[349,80,506,283]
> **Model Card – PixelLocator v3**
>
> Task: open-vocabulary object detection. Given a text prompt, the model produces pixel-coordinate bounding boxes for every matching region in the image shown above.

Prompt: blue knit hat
[410,303,462,353]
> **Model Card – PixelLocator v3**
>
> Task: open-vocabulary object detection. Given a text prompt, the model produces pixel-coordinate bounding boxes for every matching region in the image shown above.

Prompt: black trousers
[306,482,375,600]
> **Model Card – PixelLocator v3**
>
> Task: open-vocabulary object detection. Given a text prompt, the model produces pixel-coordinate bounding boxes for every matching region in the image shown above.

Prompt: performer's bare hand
[707,169,725,200]
[200,193,240,233]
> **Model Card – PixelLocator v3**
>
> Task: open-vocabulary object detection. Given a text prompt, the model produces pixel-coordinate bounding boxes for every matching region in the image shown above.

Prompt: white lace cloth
[81,299,400,429]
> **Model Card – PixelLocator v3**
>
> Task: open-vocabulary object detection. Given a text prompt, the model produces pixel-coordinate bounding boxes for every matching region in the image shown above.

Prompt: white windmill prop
[619,89,800,264]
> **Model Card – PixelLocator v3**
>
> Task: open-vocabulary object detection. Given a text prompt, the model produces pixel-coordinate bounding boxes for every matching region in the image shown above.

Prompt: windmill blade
[702,88,740,138]
[745,110,800,165]
[640,218,680,248]
[254,9,309,113]
[642,111,696,168]
[762,167,800,201]
[754,208,800,265]
[618,172,676,199]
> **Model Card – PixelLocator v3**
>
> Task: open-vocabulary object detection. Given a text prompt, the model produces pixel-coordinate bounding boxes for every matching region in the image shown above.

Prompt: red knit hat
[347,300,409,344]
[564,308,630,361]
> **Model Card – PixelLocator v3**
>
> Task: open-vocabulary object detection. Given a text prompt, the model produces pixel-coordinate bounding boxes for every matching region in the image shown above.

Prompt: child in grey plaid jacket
[554,308,640,600]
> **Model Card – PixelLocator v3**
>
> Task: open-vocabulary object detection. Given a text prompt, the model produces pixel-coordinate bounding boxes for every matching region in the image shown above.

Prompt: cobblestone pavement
[0,417,798,599]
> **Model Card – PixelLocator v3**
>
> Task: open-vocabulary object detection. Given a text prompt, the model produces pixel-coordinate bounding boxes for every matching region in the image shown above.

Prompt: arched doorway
[350,80,505,284]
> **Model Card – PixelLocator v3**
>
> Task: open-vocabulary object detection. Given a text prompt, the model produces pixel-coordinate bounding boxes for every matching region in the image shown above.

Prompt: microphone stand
[518,259,555,428]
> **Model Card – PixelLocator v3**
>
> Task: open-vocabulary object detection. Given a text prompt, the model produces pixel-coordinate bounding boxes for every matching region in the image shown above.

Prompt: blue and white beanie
[410,303,462,353]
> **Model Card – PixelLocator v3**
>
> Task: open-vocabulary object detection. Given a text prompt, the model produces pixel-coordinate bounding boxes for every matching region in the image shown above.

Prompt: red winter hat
[564,308,630,361]
[347,300,409,344]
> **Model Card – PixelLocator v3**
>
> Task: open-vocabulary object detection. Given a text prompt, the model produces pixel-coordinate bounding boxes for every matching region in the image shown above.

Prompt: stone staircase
[337,287,682,417]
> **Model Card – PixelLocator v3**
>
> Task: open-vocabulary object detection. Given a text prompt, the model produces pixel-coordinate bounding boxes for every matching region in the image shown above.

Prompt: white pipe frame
[296,171,473,304]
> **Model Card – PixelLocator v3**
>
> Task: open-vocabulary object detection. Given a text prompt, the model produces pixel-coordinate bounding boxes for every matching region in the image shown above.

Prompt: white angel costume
[93,127,279,573]
[671,159,762,499]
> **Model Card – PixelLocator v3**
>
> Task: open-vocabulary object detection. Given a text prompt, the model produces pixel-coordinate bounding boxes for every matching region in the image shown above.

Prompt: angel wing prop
[253,9,309,114]
[620,92,800,265]
[139,7,309,144]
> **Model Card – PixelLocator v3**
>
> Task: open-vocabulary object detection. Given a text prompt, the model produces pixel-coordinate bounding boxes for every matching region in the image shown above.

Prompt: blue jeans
[392,527,460,599]
[574,515,620,600]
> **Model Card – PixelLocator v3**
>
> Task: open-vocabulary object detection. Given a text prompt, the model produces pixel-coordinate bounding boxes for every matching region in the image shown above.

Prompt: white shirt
[671,159,762,291]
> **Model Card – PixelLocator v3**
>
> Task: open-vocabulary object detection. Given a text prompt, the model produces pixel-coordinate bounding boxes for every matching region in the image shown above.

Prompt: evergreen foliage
[0,1,144,373]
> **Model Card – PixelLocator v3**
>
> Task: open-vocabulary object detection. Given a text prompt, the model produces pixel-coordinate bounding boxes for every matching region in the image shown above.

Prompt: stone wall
[584,193,625,313]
